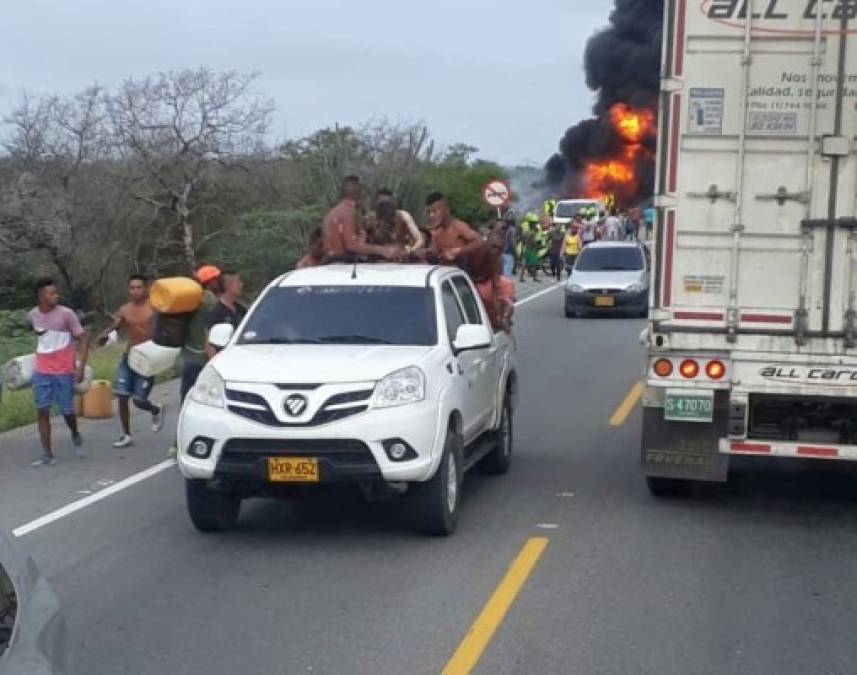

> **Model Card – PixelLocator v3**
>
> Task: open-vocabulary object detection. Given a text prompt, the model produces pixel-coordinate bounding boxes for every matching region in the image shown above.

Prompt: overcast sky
[1,0,611,166]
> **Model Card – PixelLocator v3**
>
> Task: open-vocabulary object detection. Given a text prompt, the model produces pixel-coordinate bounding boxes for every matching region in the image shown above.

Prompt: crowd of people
[21,174,649,467]
[24,266,248,466]
[493,205,646,284]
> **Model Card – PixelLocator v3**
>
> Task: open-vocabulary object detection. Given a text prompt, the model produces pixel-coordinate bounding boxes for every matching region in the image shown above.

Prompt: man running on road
[97,274,166,449]
[28,278,90,466]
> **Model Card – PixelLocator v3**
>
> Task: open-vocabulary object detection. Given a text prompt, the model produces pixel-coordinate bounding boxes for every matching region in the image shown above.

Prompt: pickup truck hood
[210,344,434,384]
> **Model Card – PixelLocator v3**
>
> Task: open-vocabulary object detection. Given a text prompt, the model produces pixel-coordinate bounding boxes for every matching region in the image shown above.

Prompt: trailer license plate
[664,389,714,423]
[268,457,319,483]
[594,296,614,307]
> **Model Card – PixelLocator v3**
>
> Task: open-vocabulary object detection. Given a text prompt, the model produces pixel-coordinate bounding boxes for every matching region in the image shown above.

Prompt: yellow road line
[442,537,549,675]
[609,381,644,427]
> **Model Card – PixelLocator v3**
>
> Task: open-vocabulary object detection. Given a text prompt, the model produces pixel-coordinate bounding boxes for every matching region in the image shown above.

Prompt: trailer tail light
[679,359,700,379]
[654,359,673,377]
[706,360,726,380]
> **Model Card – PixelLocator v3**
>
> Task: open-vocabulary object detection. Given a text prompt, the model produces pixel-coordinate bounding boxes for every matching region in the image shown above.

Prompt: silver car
[565,241,650,318]
[0,531,65,675]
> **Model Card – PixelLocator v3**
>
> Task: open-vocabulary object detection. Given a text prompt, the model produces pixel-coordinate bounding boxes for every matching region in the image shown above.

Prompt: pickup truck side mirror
[208,323,235,349]
[453,324,492,352]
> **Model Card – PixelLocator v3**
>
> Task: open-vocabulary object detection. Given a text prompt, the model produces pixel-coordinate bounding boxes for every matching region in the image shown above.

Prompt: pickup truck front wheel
[411,429,463,536]
[185,480,242,533]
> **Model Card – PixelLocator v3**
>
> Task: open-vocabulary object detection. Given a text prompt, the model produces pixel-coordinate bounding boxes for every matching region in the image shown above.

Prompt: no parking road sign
[482,179,511,209]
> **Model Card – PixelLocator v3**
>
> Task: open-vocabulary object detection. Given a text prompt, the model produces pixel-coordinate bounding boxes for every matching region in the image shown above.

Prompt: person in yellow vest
[543,199,557,230]
[563,219,581,278]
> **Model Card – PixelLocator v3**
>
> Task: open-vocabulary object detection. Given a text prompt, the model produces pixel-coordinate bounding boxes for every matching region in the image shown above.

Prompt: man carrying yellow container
[180,265,222,403]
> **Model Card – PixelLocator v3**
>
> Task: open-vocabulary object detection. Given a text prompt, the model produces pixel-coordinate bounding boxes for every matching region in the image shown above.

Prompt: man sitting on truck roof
[422,192,483,263]
[322,175,400,262]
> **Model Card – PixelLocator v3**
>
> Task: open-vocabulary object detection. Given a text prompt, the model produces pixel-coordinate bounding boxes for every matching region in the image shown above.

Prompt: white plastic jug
[129,341,180,378]
[1,354,93,392]
[74,365,94,394]
[1,354,35,390]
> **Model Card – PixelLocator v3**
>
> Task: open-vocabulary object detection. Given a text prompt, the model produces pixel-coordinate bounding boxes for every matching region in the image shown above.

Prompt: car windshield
[575,247,644,272]
[237,286,437,346]
[556,202,597,219]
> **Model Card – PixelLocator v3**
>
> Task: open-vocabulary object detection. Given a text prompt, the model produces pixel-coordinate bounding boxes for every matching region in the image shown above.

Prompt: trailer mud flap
[641,391,730,482]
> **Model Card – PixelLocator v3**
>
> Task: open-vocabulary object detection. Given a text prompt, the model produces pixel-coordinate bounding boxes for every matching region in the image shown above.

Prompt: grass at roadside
[1,342,178,433]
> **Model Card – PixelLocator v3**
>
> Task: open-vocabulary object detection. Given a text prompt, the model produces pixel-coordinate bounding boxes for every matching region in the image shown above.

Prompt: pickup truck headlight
[189,366,225,408]
[626,283,645,293]
[375,366,425,408]
[568,284,585,294]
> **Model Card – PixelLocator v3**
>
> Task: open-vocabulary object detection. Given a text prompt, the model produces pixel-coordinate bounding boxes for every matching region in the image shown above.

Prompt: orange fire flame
[581,103,656,204]
[610,103,656,144]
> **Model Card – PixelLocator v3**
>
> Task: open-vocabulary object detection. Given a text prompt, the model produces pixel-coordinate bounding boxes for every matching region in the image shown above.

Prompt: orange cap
[195,264,221,285]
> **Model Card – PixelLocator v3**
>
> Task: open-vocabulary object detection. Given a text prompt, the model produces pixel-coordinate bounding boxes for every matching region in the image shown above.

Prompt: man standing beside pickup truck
[205,270,247,360]
[322,176,400,262]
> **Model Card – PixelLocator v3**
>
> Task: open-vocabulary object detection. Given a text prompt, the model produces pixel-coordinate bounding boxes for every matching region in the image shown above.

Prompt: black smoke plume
[547,0,664,204]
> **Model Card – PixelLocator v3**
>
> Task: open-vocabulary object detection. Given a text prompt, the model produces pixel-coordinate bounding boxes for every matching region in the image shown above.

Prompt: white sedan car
[178,264,517,536]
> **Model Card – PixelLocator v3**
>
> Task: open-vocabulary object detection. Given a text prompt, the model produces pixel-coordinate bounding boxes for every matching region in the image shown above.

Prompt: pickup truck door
[441,280,481,442]
[450,276,499,434]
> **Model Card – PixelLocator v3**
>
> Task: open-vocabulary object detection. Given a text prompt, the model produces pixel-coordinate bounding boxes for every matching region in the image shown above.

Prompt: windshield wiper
[316,335,393,345]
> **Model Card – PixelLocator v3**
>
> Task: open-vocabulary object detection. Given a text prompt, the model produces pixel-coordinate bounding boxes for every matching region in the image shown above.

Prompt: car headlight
[189,366,225,408]
[375,366,425,408]
[626,283,645,293]
[567,284,585,294]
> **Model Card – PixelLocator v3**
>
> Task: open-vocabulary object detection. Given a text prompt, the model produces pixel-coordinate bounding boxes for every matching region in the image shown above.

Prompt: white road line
[515,283,563,307]
[13,459,176,538]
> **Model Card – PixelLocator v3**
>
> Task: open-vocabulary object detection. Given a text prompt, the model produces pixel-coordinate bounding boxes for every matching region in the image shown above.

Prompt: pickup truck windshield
[238,286,438,346]
[576,247,643,272]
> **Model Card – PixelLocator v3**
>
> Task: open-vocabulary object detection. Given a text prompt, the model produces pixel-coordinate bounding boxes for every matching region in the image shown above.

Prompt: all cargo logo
[759,366,857,384]
[701,0,857,35]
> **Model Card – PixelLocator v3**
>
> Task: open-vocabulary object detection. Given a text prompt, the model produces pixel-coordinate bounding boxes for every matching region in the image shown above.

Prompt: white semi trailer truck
[642,0,857,494]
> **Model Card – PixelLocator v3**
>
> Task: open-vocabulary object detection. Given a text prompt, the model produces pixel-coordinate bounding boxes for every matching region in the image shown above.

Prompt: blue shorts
[32,372,75,415]
[113,356,154,402]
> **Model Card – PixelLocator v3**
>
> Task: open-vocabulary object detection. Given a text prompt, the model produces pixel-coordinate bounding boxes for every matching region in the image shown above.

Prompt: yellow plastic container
[82,380,113,419]
[150,277,203,315]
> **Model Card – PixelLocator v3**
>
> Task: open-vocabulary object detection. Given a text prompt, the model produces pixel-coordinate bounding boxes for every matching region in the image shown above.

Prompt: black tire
[186,479,241,532]
[411,429,463,536]
[479,394,513,475]
[564,306,574,319]
[645,476,693,498]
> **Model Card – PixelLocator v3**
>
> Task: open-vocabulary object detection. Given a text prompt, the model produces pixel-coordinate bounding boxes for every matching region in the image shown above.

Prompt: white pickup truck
[177,264,517,535]
[642,0,857,494]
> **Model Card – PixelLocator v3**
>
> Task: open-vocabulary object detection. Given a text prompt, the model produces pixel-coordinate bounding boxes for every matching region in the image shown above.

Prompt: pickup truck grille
[225,388,373,428]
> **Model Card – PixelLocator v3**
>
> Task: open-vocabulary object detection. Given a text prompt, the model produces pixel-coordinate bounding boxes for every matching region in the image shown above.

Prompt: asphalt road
[7,281,857,675]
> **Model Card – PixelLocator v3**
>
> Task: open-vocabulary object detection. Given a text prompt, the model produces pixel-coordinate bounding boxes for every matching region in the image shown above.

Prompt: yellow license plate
[268,457,319,483]
[594,296,615,307]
